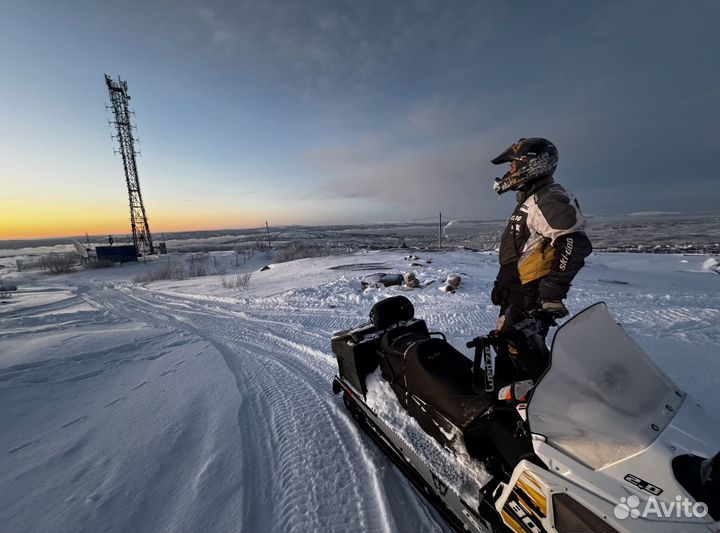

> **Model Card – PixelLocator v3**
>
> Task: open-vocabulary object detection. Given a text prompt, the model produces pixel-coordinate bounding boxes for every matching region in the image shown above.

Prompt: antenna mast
[438,212,443,248]
[105,74,155,255]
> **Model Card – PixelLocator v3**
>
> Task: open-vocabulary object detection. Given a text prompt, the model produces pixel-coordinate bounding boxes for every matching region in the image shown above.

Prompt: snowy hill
[1,250,719,532]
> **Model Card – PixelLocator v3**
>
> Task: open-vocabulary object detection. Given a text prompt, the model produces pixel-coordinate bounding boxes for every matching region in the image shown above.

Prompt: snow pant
[493,305,550,386]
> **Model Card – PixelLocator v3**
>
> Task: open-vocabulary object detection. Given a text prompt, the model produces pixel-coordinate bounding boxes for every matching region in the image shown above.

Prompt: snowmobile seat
[378,325,492,438]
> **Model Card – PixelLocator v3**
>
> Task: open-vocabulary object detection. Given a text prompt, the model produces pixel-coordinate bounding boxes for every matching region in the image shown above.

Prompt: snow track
[1,274,448,532]
[116,286,440,532]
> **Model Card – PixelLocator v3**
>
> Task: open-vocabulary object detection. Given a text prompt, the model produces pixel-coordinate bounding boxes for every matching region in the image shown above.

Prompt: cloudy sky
[1,0,718,238]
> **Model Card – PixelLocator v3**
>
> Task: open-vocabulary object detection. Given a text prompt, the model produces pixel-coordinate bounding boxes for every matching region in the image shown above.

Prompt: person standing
[489,137,592,382]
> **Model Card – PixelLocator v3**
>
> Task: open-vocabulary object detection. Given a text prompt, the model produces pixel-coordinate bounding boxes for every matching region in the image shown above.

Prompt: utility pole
[266,221,271,248]
[438,212,443,248]
[105,74,155,255]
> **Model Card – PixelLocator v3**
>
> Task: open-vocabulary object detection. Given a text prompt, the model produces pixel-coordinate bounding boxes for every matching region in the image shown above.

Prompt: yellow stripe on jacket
[518,241,554,285]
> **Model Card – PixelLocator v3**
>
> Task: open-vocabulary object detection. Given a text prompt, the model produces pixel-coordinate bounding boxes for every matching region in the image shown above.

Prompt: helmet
[491,137,558,195]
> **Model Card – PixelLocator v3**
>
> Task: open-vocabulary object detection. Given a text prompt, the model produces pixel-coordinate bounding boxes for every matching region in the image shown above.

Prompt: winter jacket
[492,176,592,315]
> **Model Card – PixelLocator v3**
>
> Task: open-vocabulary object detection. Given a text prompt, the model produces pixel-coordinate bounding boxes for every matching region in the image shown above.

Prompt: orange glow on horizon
[0,202,268,241]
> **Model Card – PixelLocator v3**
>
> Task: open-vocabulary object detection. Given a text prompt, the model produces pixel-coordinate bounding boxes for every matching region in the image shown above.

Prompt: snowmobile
[331,296,720,533]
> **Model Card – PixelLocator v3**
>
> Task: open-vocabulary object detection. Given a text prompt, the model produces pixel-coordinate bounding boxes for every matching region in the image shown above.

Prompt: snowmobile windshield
[527,303,684,470]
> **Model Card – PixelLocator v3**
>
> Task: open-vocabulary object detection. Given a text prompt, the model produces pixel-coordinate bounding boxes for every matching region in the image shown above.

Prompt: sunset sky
[1,1,719,239]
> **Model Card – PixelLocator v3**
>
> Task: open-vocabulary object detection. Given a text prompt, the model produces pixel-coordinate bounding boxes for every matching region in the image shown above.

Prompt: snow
[703,256,720,274]
[1,248,719,532]
[364,370,491,510]
[627,211,684,216]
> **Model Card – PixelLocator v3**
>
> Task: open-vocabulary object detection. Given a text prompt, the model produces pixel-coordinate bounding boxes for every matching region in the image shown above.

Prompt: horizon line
[2,211,719,244]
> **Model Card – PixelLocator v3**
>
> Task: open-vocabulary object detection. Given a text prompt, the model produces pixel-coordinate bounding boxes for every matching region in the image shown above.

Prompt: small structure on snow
[95,245,138,264]
[361,273,404,289]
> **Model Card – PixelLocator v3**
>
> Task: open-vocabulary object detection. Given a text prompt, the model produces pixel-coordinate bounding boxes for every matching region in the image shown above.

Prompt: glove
[541,300,569,319]
[491,281,501,305]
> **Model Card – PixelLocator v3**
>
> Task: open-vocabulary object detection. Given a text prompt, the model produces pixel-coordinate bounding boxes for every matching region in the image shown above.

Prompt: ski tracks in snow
[97,284,443,532]
[0,277,448,532]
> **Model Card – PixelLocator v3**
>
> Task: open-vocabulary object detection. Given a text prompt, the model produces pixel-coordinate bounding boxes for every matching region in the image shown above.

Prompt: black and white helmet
[491,137,558,195]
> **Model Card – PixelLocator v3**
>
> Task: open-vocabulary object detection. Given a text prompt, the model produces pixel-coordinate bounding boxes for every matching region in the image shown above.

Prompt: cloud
[305,101,519,218]
[195,7,238,52]
[186,0,503,104]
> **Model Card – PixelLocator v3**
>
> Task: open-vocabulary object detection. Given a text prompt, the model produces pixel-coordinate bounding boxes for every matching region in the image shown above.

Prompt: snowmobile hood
[527,302,684,470]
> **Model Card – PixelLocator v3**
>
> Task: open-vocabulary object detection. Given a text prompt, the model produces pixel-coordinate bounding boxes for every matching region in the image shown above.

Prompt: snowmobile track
[89,285,446,532]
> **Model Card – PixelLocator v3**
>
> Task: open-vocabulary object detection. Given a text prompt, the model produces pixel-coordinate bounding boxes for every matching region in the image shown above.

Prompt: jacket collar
[516,175,554,203]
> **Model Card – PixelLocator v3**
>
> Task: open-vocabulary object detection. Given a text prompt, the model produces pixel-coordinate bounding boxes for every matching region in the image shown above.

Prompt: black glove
[541,300,569,318]
[491,281,500,306]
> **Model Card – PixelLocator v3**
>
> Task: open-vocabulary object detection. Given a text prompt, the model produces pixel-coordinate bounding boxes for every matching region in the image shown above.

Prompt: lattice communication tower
[105,74,155,255]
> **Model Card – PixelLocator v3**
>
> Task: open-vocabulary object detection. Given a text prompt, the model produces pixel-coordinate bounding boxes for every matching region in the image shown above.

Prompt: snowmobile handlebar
[466,312,557,349]
[466,331,502,349]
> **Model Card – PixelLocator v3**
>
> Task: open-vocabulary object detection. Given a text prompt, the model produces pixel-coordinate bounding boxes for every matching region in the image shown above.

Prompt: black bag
[331,327,381,396]
[369,295,414,329]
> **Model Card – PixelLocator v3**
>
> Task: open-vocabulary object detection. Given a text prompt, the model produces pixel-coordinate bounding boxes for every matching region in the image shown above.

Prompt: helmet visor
[491,139,526,165]
[491,145,515,165]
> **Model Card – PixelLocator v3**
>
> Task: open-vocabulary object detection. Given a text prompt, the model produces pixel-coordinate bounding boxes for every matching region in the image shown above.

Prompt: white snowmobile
[331,296,720,533]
